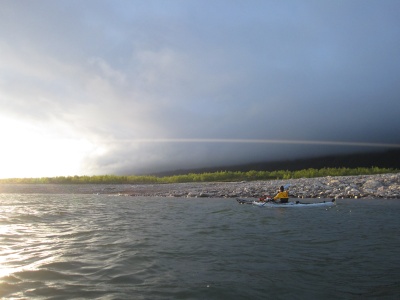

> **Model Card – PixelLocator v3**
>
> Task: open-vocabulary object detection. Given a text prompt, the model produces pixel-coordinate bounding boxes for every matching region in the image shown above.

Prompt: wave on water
[0,194,399,299]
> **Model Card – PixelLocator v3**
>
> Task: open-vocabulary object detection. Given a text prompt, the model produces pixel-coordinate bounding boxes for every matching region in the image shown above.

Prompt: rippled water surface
[0,194,399,299]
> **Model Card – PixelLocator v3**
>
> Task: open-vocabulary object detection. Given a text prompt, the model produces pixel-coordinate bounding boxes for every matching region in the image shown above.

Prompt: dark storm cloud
[1,0,399,176]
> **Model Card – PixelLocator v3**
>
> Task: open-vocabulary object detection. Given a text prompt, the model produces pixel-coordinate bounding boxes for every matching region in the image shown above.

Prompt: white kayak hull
[237,198,336,207]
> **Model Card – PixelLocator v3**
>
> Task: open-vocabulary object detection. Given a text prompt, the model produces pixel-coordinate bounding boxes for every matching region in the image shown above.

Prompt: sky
[1,0,400,178]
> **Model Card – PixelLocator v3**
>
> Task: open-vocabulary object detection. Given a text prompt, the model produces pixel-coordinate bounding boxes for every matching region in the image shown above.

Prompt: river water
[0,194,399,299]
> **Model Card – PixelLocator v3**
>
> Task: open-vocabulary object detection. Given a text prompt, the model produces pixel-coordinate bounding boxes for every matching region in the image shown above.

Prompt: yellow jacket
[274,191,289,200]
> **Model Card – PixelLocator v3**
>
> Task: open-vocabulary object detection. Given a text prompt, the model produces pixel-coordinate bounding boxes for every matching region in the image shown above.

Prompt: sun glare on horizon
[0,117,94,179]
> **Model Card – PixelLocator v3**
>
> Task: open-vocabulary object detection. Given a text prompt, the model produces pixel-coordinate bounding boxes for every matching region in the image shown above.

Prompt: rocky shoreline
[1,173,399,199]
[127,173,400,199]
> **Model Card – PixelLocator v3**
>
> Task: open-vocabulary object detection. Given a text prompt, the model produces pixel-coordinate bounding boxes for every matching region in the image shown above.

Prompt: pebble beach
[1,173,399,199]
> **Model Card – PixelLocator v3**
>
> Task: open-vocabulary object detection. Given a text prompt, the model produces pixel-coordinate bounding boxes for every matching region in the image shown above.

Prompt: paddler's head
[280,185,284,192]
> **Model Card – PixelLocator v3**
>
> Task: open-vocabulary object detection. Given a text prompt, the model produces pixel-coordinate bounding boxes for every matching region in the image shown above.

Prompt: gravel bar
[1,173,399,199]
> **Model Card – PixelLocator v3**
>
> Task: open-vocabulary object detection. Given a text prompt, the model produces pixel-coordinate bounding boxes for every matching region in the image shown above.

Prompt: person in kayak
[272,185,289,203]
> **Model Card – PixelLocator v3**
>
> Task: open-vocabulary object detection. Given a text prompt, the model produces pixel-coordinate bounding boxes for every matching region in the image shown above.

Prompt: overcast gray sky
[1,0,399,178]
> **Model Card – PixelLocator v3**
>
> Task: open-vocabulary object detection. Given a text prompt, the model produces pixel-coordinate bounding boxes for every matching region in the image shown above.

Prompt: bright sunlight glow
[0,117,94,179]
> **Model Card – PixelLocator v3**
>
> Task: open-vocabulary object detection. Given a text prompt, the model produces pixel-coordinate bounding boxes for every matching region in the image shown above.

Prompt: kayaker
[272,185,289,203]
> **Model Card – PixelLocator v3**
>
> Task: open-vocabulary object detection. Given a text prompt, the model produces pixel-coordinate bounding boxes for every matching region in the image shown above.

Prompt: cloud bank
[1,0,399,177]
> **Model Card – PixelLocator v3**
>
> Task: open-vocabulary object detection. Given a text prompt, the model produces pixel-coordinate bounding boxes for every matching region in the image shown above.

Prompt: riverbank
[0,173,399,199]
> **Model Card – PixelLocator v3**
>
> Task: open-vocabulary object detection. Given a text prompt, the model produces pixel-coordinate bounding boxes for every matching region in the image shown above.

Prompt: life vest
[274,191,289,200]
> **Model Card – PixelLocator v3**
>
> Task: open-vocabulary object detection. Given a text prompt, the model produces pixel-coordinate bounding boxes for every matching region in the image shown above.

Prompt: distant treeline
[0,167,398,184]
[154,149,400,176]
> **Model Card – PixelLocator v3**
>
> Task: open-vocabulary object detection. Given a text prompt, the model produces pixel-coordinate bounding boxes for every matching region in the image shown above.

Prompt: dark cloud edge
[146,149,400,177]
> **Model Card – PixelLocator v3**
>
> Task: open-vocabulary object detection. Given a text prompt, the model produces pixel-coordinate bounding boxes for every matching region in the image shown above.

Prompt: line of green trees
[0,167,397,184]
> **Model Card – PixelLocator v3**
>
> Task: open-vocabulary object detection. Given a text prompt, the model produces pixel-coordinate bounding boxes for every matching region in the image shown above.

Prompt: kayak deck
[237,198,336,207]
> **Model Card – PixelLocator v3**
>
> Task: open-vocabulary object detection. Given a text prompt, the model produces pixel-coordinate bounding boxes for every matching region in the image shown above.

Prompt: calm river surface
[0,194,399,299]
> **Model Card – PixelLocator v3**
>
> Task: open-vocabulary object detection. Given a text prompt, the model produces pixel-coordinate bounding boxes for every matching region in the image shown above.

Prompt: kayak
[236,198,336,207]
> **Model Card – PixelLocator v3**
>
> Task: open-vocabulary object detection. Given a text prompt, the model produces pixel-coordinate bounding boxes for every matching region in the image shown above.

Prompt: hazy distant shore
[0,173,399,199]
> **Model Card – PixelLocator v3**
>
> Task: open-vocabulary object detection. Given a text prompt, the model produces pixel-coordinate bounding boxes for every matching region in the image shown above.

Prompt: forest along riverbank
[0,173,399,199]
